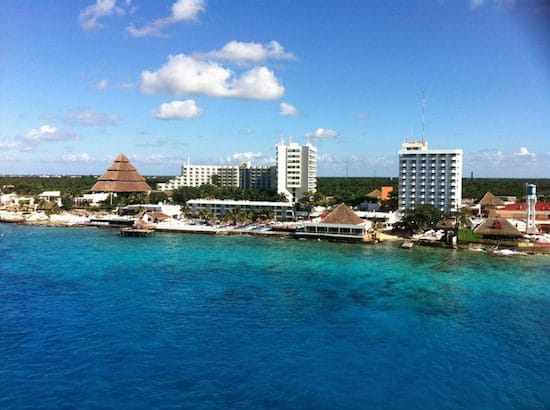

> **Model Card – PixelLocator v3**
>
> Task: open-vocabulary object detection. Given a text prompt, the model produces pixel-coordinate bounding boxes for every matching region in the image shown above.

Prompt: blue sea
[1,224,549,409]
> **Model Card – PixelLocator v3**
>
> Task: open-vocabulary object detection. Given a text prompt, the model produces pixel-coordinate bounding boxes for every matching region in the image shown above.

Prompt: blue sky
[1,0,549,177]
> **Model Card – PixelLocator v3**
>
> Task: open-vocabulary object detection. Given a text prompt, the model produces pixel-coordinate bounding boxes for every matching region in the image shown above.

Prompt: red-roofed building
[490,202,550,233]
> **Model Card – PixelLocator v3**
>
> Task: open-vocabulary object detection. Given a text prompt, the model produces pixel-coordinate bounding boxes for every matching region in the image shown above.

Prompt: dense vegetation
[1,175,549,204]
[316,177,398,206]
[395,204,443,233]
[171,186,286,205]
[461,178,550,201]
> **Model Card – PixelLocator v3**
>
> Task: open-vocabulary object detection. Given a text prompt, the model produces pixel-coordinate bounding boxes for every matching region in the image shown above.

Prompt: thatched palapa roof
[479,192,504,207]
[91,153,151,193]
[322,203,364,225]
[474,218,522,238]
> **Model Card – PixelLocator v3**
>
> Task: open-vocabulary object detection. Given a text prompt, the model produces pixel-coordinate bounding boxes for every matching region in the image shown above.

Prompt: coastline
[2,212,549,255]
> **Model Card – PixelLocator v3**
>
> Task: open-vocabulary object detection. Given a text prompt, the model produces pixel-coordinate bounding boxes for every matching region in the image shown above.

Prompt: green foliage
[462,178,550,201]
[0,176,97,196]
[61,196,74,210]
[317,177,398,206]
[171,185,285,205]
[148,191,168,204]
[458,229,483,242]
[397,204,443,233]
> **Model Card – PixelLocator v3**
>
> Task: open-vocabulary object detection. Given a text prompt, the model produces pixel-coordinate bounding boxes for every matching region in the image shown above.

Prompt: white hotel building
[157,161,275,191]
[277,142,317,203]
[398,141,462,214]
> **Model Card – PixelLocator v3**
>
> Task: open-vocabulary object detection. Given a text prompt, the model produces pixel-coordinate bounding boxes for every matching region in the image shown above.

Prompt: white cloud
[514,146,536,159]
[201,40,295,65]
[222,151,275,166]
[141,54,284,100]
[304,128,339,139]
[79,0,127,31]
[0,140,22,150]
[470,0,485,9]
[64,110,121,126]
[93,79,109,90]
[127,0,205,37]
[128,154,185,165]
[279,102,299,116]
[153,99,203,120]
[23,125,78,142]
[470,0,517,9]
[62,153,92,162]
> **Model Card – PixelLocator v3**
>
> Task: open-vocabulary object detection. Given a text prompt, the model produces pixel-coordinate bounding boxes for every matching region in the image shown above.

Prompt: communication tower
[526,183,538,233]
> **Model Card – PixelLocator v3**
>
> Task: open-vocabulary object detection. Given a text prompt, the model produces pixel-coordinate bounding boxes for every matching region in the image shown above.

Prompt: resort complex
[157,141,317,204]
[1,140,548,251]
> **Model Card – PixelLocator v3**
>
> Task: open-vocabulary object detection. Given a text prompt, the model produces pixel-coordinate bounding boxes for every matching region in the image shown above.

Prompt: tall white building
[277,142,317,203]
[398,141,462,213]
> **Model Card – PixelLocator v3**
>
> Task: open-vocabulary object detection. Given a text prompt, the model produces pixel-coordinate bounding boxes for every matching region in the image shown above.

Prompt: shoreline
[2,210,549,255]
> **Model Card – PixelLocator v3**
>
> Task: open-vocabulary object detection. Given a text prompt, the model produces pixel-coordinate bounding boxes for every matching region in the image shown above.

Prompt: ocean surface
[1,224,549,409]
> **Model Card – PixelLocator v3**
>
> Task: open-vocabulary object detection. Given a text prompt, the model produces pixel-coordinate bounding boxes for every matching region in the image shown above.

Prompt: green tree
[61,196,74,210]
[148,191,168,204]
[397,204,443,233]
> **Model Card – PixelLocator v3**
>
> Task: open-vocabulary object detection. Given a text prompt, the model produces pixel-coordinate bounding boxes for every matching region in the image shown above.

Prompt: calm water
[1,224,549,409]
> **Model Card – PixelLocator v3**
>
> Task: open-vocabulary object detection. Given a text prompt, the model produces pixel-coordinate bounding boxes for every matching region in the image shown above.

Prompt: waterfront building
[398,141,462,213]
[277,141,317,203]
[489,202,550,233]
[298,203,372,241]
[157,160,276,191]
[91,153,151,194]
[187,199,294,221]
[474,217,523,240]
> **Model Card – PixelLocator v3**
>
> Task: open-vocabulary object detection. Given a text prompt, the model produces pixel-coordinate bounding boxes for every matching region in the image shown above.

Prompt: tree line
[2,175,549,205]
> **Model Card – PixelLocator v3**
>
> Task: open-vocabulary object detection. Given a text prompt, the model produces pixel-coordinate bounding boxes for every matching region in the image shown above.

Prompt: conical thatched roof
[479,192,504,207]
[474,218,522,238]
[91,153,151,193]
[322,203,364,225]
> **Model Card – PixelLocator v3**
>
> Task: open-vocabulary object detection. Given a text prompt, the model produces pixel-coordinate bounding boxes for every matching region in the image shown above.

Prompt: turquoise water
[1,224,549,408]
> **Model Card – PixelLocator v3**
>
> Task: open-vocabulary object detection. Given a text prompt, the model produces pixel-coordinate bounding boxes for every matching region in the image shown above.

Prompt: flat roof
[187,199,293,207]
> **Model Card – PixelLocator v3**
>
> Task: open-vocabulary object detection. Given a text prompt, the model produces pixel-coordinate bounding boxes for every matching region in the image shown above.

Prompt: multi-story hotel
[276,142,317,203]
[157,161,276,192]
[398,141,462,213]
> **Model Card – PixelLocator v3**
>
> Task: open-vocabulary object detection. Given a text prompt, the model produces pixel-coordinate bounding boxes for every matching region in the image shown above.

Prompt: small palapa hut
[299,203,372,241]
[474,218,522,240]
[91,153,151,195]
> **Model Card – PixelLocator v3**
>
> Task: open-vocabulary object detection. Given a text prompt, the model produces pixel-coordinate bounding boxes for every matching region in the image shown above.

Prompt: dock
[120,228,154,237]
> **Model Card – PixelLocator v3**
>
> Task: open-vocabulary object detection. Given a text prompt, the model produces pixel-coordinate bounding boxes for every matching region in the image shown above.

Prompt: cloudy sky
[1,0,549,177]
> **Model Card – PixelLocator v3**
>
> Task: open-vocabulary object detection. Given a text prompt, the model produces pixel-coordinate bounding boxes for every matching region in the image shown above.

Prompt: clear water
[1,224,549,408]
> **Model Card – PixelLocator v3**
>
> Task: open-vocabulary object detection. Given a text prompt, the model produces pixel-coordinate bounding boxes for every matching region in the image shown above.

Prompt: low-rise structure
[186,199,294,221]
[490,202,550,233]
[299,203,372,241]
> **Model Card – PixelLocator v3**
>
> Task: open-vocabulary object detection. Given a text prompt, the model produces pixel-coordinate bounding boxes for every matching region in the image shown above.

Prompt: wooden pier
[120,228,154,237]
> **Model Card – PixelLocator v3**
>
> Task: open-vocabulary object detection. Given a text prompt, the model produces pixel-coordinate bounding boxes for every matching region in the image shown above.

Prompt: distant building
[239,162,277,191]
[367,186,394,201]
[398,141,462,213]
[277,141,317,203]
[157,160,276,191]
